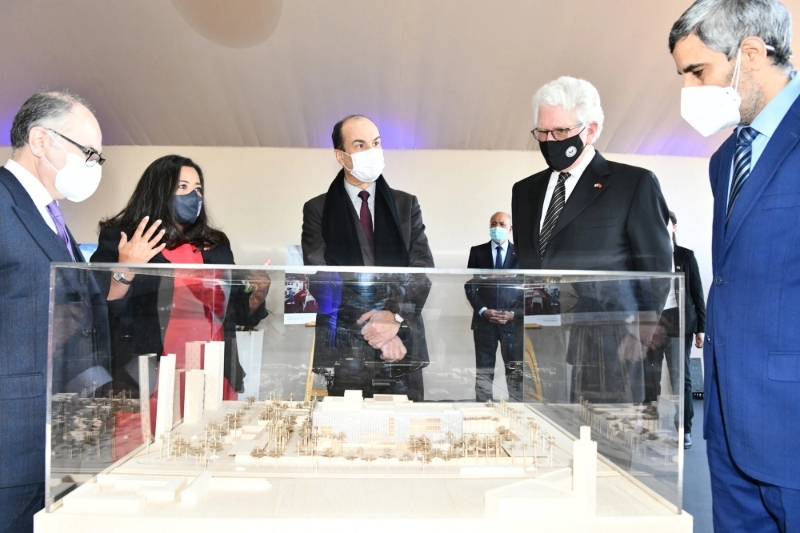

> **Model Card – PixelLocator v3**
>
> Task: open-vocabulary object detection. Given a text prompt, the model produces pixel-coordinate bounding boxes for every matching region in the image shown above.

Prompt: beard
[722,60,766,125]
[738,71,766,125]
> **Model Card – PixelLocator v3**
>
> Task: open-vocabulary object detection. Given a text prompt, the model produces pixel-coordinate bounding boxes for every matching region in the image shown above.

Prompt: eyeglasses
[531,124,585,143]
[47,129,105,167]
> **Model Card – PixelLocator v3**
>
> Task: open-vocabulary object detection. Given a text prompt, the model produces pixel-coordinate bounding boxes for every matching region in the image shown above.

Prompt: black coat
[511,151,672,272]
[464,241,523,332]
[91,227,267,393]
[674,245,706,334]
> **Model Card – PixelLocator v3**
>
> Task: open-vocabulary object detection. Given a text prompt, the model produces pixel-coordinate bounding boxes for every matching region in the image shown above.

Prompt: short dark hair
[10,90,92,150]
[331,114,367,151]
[669,0,793,71]
[100,155,227,250]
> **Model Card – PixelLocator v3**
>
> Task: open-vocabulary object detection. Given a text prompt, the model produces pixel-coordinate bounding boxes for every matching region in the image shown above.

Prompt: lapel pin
[594,183,603,188]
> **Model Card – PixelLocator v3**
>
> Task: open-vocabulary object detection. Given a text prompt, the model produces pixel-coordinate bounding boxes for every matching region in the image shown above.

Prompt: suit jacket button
[713,276,723,285]
[81,330,91,338]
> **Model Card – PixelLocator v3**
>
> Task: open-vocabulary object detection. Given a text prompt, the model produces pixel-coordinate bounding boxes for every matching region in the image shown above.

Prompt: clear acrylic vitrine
[41,263,690,532]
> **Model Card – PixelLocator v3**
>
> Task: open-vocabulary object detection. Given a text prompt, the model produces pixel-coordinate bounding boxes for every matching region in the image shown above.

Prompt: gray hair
[10,90,92,151]
[669,0,793,71]
[532,76,605,141]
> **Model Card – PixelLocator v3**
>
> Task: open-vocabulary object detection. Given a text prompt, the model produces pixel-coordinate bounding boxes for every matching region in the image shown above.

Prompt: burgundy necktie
[46,201,76,261]
[358,190,374,249]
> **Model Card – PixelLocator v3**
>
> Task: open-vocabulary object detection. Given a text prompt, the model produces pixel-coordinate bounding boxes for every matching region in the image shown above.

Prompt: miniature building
[312,391,463,444]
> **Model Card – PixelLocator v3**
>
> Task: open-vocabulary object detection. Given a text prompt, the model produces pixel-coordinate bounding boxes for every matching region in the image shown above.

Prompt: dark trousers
[473,323,522,402]
[0,482,45,533]
[707,369,800,532]
[644,333,694,434]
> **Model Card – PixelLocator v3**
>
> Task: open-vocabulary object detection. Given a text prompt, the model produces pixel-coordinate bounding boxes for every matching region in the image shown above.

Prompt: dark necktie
[46,200,76,261]
[727,126,757,221]
[357,190,374,249]
[494,245,503,269]
[539,172,569,259]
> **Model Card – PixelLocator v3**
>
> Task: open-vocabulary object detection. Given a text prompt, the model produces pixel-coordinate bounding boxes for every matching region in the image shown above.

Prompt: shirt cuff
[479,307,487,316]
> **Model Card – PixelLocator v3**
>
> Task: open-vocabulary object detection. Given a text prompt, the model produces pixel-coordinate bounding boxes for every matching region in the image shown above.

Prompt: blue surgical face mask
[490,227,508,244]
[174,190,202,226]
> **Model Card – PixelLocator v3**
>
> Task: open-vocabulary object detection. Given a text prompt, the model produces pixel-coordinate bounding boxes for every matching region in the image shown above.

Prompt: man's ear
[740,36,770,72]
[27,126,50,158]
[584,122,599,146]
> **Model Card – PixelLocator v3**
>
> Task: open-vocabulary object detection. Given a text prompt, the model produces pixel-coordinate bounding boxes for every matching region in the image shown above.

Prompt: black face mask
[539,132,586,172]
[174,190,202,226]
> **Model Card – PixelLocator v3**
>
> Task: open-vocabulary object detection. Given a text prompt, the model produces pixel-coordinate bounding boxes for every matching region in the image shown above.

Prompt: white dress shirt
[343,179,376,225]
[5,159,57,233]
[539,145,597,230]
[664,243,678,310]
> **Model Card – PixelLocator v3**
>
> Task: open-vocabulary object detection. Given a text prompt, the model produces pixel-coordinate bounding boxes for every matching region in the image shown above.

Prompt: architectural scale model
[40,341,691,532]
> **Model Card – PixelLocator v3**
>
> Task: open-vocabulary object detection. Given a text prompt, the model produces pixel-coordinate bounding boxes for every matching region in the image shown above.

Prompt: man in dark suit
[464,212,524,402]
[512,76,673,403]
[302,115,434,401]
[644,211,706,449]
[671,1,800,529]
[0,91,109,533]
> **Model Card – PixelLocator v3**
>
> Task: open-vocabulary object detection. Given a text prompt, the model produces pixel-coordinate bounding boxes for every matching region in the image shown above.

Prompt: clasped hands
[482,309,514,325]
[358,310,406,362]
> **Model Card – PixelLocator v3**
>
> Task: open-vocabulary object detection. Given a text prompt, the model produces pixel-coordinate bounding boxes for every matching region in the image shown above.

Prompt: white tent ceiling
[1,0,799,157]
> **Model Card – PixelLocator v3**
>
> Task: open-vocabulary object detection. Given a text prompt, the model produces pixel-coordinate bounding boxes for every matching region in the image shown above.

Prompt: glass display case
[40,263,691,532]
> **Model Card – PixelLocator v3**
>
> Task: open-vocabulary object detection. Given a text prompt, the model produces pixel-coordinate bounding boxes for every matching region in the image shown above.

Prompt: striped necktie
[727,126,757,221]
[539,172,569,260]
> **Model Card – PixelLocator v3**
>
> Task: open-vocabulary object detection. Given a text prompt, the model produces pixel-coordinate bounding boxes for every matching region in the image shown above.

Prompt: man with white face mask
[0,91,109,533]
[302,115,433,401]
[464,212,524,402]
[670,1,800,530]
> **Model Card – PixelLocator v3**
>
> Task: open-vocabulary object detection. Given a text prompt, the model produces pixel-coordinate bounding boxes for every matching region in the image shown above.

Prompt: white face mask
[342,148,385,183]
[680,48,742,137]
[44,135,102,202]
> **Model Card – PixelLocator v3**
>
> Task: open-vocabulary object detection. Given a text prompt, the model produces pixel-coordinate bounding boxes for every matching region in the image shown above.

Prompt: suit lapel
[0,168,73,264]
[722,101,800,263]
[479,241,494,268]
[527,170,551,259]
[551,151,611,238]
[503,242,517,269]
[711,136,735,267]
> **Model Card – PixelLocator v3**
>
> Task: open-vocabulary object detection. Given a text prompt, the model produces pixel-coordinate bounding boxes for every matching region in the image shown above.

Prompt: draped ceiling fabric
[1,0,800,157]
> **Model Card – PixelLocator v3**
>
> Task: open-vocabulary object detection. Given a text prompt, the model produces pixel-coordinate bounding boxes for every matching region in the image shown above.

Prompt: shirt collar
[746,71,800,139]
[5,159,54,209]
[343,179,376,204]
[491,239,509,253]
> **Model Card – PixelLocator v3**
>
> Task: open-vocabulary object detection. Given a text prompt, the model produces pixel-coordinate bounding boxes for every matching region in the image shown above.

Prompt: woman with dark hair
[91,154,269,400]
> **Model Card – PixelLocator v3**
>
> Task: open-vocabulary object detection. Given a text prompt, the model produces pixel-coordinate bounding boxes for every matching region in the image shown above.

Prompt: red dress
[161,244,238,405]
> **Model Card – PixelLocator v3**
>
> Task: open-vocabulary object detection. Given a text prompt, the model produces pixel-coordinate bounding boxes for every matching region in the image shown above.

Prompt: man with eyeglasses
[0,90,108,533]
[511,76,672,404]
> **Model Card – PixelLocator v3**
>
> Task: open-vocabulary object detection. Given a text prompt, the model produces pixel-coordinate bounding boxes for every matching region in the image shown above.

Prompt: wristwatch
[113,271,132,285]
[394,313,409,329]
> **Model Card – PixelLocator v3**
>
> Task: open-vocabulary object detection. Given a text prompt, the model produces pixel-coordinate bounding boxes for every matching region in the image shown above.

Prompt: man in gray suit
[302,115,433,401]
[0,91,108,533]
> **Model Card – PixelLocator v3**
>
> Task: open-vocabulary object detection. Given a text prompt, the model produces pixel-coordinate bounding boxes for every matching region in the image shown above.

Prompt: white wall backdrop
[0,145,714,295]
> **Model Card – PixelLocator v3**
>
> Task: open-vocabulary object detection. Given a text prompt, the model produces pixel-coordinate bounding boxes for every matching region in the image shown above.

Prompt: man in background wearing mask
[302,115,434,401]
[464,212,523,402]
[670,1,800,529]
[511,76,672,404]
[0,91,109,533]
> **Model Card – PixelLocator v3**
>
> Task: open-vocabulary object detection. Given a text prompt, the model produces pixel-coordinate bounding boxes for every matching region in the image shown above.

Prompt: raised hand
[118,216,166,264]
